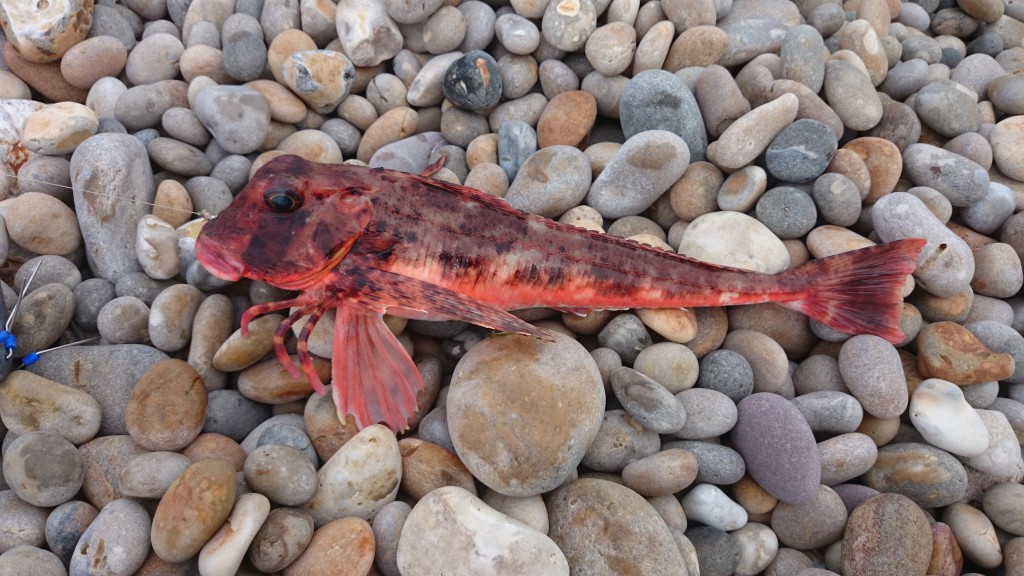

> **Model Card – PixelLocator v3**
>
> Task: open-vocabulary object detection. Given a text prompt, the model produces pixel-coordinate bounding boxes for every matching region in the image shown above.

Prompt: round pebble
[3,432,83,507]
[151,459,237,563]
[244,444,318,506]
[249,507,315,573]
[125,359,208,451]
[71,499,151,576]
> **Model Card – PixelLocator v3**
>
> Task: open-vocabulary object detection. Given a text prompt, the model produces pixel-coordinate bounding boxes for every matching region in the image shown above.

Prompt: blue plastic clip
[0,261,40,361]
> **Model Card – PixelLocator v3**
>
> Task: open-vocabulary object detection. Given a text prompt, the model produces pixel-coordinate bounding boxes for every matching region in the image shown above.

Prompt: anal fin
[333,303,423,431]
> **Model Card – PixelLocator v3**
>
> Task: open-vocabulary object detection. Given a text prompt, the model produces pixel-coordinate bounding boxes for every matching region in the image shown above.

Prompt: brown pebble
[60,36,128,89]
[843,137,902,203]
[398,438,477,501]
[3,42,87,102]
[125,359,208,452]
[842,493,933,575]
[151,459,237,563]
[916,321,1015,385]
[282,517,375,576]
[236,355,329,405]
[78,435,148,509]
[928,521,964,576]
[182,433,247,472]
[536,91,596,148]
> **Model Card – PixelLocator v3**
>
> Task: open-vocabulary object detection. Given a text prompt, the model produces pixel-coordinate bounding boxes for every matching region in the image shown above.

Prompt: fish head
[196,155,374,290]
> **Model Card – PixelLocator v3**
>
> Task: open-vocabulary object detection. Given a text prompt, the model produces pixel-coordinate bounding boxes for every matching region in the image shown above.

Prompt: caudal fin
[780,239,926,343]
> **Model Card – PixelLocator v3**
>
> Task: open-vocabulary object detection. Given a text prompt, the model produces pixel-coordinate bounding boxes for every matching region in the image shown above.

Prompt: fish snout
[195,238,245,281]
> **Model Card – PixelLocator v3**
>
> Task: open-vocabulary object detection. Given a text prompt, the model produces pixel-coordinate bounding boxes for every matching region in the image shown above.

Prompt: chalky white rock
[910,378,990,457]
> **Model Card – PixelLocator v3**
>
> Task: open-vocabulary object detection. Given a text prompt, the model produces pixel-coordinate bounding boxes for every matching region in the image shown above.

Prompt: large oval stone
[843,493,933,576]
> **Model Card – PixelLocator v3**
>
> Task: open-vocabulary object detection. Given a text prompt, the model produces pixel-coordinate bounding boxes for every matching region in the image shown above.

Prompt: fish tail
[779,239,926,343]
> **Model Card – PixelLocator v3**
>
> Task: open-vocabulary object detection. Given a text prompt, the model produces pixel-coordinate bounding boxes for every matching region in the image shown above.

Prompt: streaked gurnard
[196,155,925,431]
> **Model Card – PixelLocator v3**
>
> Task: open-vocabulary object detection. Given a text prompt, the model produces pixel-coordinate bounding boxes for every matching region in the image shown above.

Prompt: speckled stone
[864,443,968,507]
[843,493,934,576]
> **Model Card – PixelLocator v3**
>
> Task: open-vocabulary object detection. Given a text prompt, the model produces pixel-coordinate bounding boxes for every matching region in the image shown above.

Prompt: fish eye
[264,188,302,213]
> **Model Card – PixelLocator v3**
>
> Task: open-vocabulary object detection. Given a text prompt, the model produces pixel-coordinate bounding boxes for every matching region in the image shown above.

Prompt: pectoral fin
[332,302,423,431]
[330,265,554,341]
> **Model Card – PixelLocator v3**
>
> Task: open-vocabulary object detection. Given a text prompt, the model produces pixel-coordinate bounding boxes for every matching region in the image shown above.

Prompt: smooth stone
[586,130,690,219]
[0,0,93,63]
[443,50,503,112]
[765,119,837,184]
[198,492,271,576]
[771,485,848,550]
[838,335,908,419]
[681,484,748,531]
[70,499,150,576]
[916,321,1015,385]
[504,145,591,218]
[244,444,318,506]
[0,371,101,445]
[678,211,789,273]
[0,490,48,552]
[716,0,801,66]
[621,448,698,497]
[633,342,699,394]
[0,545,67,576]
[966,409,1024,479]
[540,0,597,52]
[872,192,975,298]
[697,349,754,402]
[304,424,401,527]
[2,432,83,507]
[722,329,790,394]
[909,378,990,456]
[984,482,1024,536]
[706,93,799,171]
[966,320,1024,384]
[823,59,883,131]
[943,502,1002,569]
[619,69,707,161]
[280,50,355,114]
[0,192,80,256]
[337,0,402,66]
[547,478,686,575]
[664,440,746,486]
[842,493,934,576]
[193,85,271,155]
[119,451,192,498]
[398,438,476,501]
[865,442,968,507]
[685,525,739,576]
[212,314,286,372]
[148,283,205,352]
[448,332,604,496]
[610,367,686,434]
[113,80,187,130]
[963,184,1016,236]
[732,392,820,504]
[790,391,863,433]
[281,516,374,576]
[755,186,818,239]
[151,459,237,563]
[581,409,661,473]
[818,432,879,486]
[136,214,180,280]
[673,388,737,439]
[221,13,267,82]
[397,486,569,576]
[70,133,154,282]
[914,79,982,137]
[75,435,149,509]
[902,143,990,206]
[248,508,315,573]
[44,500,97,564]
[732,522,779,576]
[21,101,98,156]
[236,355,329,405]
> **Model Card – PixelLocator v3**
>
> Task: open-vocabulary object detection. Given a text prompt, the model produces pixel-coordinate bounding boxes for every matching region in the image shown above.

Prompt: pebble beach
[1,0,1024,574]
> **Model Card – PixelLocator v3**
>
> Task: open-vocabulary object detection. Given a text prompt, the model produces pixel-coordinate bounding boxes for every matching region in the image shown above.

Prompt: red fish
[196,154,925,431]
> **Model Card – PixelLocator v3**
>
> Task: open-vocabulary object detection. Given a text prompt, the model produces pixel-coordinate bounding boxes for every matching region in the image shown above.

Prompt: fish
[195,154,926,432]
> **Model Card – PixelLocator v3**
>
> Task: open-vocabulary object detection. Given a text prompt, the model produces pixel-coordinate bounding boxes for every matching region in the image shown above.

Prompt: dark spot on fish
[493,240,512,255]
[546,266,565,287]
[404,231,418,243]
[375,221,388,233]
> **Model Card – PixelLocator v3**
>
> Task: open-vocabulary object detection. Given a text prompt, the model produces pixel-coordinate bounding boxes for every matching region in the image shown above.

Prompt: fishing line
[0,173,209,220]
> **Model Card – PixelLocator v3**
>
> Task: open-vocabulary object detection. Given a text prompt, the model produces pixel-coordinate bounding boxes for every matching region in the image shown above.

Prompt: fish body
[196,155,925,431]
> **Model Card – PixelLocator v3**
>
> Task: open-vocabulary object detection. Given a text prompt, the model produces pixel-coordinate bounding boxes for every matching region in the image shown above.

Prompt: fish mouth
[195,240,245,281]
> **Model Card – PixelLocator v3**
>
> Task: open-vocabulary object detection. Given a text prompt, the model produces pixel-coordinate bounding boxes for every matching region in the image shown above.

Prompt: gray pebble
[674,388,737,439]
[0,490,47,551]
[755,187,817,240]
[497,119,537,182]
[16,155,73,203]
[70,133,155,283]
[3,432,83,507]
[902,35,943,63]
[148,284,204,352]
[244,444,318,506]
[193,85,272,155]
[496,14,540,55]
[597,313,653,364]
[204,389,273,442]
[541,0,597,51]
[440,107,490,148]
[812,173,862,227]
[114,80,187,131]
[663,440,746,485]
[790,391,863,433]
[793,354,847,395]
[70,499,150,576]
[457,1,496,52]
[72,278,115,332]
[148,137,213,177]
[586,130,690,218]
[619,69,706,161]
[115,272,176,305]
[125,33,184,85]
[962,183,1016,235]
[686,526,739,576]
[162,107,212,148]
[210,154,253,194]
[780,25,825,93]
[765,119,837,184]
[914,79,981,137]
[15,255,81,293]
[906,185,953,224]
[249,507,315,573]
[118,451,191,498]
[505,145,591,218]
[965,320,1024,384]
[581,409,661,472]
[961,380,999,409]
[97,296,150,345]
[0,545,67,576]
[88,4,136,50]
[697,349,754,402]
[46,501,98,565]
[416,406,455,453]
[10,283,74,359]
[257,423,318,466]
[222,13,267,82]
[611,367,687,434]
[185,175,233,216]
[879,59,930,101]
[319,118,362,158]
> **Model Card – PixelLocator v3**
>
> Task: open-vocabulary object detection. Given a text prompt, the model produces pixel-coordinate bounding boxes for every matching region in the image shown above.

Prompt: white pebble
[909,378,990,457]
[680,483,747,531]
